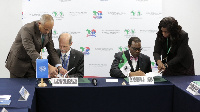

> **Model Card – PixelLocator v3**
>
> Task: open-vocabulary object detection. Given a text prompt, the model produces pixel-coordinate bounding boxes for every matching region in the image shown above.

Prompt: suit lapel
[57,49,61,57]
[42,33,50,48]
[138,54,143,71]
[68,49,75,70]
[34,21,43,48]
[124,50,134,71]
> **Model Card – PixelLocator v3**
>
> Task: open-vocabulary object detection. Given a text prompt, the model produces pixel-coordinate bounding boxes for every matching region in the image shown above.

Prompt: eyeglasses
[131,47,142,51]
[43,27,51,32]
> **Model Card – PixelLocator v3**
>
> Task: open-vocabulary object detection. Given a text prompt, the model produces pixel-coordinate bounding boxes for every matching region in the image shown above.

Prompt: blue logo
[80,47,90,55]
[93,11,102,19]
[86,29,96,37]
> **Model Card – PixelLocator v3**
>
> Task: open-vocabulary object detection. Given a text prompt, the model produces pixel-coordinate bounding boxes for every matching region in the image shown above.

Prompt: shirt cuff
[127,71,131,77]
[55,64,62,68]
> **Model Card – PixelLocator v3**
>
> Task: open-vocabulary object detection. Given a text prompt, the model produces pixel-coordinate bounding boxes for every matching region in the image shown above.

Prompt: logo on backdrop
[52,11,64,20]
[151,62,158,71]
[52,29,59,38]
[119,46,128,52]
[131,10,142,16]
[80,47,90,55]
[52,30,58,35]
[86,29,96,37]
[93,11,102,19]
[124,29,135,38]
[130,10,142,19]
[124,29,135,35]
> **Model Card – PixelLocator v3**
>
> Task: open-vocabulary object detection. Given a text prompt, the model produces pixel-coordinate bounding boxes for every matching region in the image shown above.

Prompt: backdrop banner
[22,0,162,77]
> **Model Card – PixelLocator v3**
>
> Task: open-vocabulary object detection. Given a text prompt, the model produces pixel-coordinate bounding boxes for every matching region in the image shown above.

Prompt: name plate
[129,76,154,85]
[186,81,200,95]
[1,108,8,112]
[52,78,78,86]
[18,86,30,101]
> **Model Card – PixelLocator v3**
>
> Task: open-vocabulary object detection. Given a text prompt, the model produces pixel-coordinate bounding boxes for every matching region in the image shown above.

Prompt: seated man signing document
[48,33,84,78]
[110,37,152,78]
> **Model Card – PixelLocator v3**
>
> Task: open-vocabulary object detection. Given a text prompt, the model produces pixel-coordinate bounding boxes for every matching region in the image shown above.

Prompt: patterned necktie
[62,54,67,69]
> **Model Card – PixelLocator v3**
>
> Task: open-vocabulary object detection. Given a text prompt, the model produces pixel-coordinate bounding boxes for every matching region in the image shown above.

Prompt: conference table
[36,77,173,112]
[165,76,200,112]
[0,108,28,112]
[0,76,200,112]
[0,78,36,112]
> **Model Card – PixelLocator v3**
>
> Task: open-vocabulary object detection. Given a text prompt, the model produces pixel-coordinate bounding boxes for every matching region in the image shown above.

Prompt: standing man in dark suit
[48,33,84,78]
[5,14,66,78]
[110,37,152,78]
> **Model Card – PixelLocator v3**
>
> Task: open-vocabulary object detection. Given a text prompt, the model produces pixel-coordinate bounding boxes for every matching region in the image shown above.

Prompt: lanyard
[167,38,171,55]
[61,54,70,70]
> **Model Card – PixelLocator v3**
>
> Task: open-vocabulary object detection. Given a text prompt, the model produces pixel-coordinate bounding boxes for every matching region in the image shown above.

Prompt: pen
[63,67,75,78]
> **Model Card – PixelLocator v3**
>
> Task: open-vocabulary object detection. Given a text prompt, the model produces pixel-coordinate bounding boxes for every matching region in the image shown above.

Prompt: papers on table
[145,71,162,77]
[106,79,118,82]
[0,95,11,105]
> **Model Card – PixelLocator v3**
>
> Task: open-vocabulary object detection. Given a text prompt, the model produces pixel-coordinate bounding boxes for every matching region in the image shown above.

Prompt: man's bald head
[59,33,72,44]
[58,33,73,53]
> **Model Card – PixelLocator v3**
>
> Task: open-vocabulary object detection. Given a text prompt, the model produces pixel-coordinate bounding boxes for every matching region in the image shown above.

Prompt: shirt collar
[129,50,138,61]
[61,48,71,57]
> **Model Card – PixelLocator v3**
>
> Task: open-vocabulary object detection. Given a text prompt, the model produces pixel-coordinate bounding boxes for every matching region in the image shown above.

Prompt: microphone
[92,78,97,86]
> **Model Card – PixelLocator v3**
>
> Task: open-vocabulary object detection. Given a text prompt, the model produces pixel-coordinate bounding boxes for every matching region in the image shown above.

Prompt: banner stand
[38,78,47,87]
[38,49,47,87]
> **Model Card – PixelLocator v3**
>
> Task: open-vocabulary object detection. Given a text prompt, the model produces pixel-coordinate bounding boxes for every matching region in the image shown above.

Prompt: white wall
[162,0,200,75]
[0,0,199,78]
[0,0,22,78]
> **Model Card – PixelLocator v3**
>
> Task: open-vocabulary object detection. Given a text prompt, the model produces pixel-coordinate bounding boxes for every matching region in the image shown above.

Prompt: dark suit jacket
[110,50,152,78]
[5,21,60,77]
[48,48,84,78]
[153,30,194,73]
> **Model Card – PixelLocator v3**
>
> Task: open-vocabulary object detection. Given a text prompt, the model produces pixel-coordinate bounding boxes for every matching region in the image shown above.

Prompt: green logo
[52,30,58,35]
[52,11,64,17]
[119,46,128,52]
[151,62,155,66]
[86,29,91,34]
[93,11,98,16]
[131,11,141,16]
[52,12,57,17]
[124,29,135,34]
[124,29,129,34]
[80,47,85,52]
[131,11,135,16]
